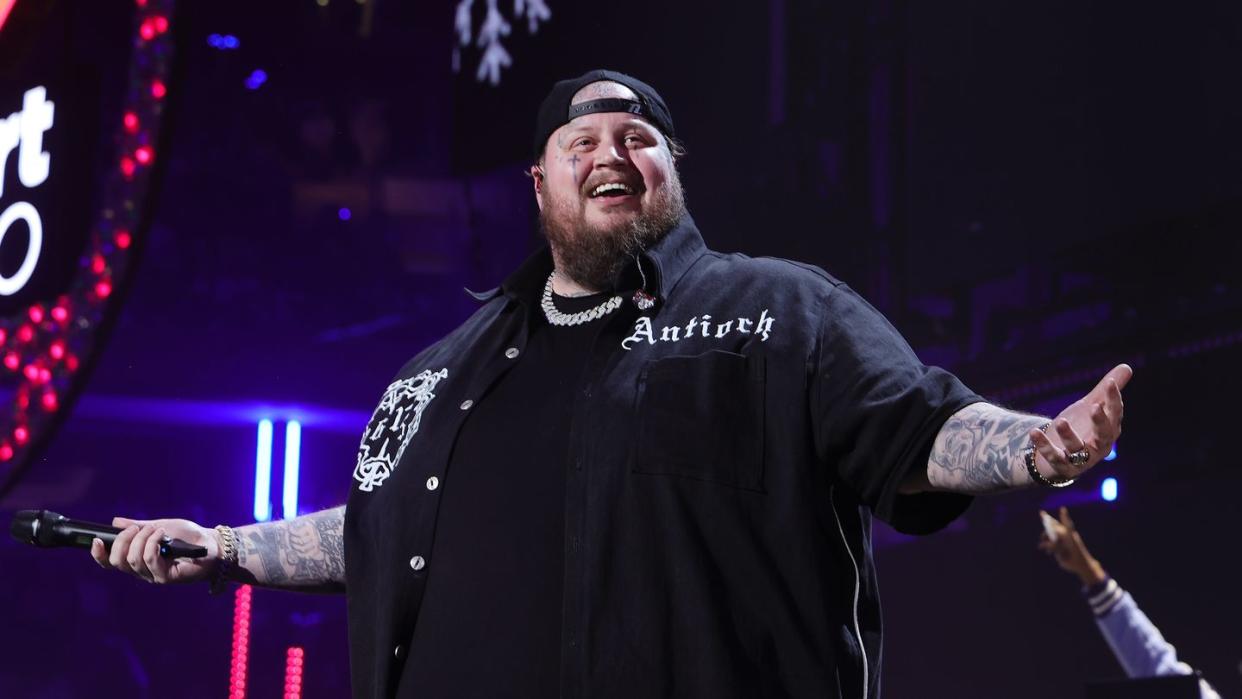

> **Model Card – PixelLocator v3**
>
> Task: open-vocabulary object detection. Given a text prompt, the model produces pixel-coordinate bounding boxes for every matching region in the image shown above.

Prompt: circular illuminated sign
[0,0,177,495]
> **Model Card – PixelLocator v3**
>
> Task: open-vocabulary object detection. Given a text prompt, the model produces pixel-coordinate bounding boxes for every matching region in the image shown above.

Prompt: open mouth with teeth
[588,182,642,200]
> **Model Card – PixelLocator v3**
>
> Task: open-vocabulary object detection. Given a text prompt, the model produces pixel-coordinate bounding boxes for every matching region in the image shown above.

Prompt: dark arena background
[1,1,1239,697]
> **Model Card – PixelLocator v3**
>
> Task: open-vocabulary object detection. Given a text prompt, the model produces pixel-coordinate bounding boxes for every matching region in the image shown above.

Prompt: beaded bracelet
[1024,422,1075,488]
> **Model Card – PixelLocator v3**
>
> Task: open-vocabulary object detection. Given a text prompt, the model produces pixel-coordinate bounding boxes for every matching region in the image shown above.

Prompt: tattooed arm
[904,364,1132,495]
[90,506,346,593]
[905,402,1047,494]
[226,506,347,594]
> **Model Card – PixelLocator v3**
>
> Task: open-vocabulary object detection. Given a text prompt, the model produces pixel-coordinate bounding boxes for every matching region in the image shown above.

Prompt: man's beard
[539,173,686,291]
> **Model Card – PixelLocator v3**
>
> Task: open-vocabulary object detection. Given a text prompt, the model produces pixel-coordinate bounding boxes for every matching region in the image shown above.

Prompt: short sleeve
[810,285,984,534]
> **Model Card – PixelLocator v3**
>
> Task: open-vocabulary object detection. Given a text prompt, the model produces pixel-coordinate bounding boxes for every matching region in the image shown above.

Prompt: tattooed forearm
[228,506,346,594]
[923,403,1047,494]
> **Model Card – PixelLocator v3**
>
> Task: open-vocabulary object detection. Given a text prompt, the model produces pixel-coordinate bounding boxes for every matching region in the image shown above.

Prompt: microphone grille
[9,509,40,545]
[9,509,60,546]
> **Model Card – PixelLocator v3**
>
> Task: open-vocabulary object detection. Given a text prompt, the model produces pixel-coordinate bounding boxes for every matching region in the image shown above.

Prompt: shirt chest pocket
[633,349,766,491]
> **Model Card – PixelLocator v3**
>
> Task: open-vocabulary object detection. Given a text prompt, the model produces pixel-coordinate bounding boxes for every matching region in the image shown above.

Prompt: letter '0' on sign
[0,201,43,296]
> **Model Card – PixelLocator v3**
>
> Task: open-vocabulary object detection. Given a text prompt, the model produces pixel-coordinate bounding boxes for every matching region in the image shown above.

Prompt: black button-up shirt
[344,215,983,698]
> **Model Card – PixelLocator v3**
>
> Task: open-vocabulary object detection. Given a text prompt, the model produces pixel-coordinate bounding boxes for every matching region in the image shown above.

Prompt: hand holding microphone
[93,515,223,585]
[11,509,222,584]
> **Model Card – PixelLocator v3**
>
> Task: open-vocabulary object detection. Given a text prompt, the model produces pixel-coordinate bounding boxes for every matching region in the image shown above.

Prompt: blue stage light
[282,421,302,520]
[338,207,352,221]
[1101,477,1118,502]
[1104,444,1117,461]
[244,69,267,90]
[254,419,274,521]
[207,34,241,50]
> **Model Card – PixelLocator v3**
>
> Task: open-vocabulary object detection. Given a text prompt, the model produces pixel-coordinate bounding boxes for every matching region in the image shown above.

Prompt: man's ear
[530,164,545,202]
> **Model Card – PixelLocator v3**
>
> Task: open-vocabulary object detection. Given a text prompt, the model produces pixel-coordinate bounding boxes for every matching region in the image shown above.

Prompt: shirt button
[409,555,426,571]
[393,644,407,660]
[460,399,473,410]
[425,476,439,491]
[504,347,520,359]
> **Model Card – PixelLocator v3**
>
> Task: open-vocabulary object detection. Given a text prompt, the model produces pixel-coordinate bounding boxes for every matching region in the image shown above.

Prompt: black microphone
[9,509,208,558]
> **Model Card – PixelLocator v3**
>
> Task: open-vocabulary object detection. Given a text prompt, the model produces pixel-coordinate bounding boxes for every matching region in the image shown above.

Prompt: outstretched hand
[1037,507,1106,586]
[1030,363,1131,482]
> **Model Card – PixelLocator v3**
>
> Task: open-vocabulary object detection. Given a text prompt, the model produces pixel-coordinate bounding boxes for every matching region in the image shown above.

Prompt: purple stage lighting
[338,207,352,221]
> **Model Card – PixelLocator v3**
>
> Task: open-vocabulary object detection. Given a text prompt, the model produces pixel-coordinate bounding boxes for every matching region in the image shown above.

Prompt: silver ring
[1068,449,1090,466]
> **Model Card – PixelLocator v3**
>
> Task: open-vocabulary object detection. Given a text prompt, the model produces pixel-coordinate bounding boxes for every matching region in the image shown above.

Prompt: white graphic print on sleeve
[353,368,449,492]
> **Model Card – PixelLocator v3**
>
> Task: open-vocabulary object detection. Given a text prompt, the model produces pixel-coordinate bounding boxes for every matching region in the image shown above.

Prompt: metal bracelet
[209,524,239,594]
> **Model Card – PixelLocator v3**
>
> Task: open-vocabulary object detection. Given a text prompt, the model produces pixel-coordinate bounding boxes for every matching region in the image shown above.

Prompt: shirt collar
[489,213,708,306]
[637,213,708,302]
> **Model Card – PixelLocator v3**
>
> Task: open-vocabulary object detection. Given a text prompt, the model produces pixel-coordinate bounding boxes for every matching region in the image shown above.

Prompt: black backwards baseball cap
[532,69,676,160]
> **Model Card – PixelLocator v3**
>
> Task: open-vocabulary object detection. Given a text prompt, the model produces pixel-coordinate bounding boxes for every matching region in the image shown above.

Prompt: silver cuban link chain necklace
[541,271,623,326]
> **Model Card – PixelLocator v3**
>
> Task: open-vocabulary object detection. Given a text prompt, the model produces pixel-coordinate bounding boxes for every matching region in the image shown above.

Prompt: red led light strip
[284,647,305,699]
[230,585,253,699]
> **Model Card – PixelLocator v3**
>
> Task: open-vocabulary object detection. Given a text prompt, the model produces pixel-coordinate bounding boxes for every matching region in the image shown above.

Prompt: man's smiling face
[543,110,670,229]
[532,81,685,291]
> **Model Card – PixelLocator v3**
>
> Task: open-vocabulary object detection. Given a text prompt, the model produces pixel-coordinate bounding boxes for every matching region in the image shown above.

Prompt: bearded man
[92,70,1131,699]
